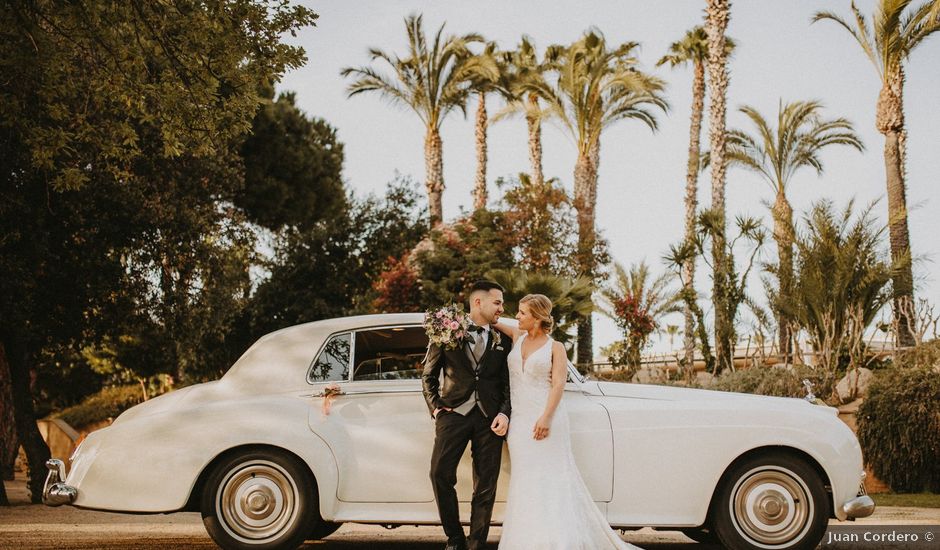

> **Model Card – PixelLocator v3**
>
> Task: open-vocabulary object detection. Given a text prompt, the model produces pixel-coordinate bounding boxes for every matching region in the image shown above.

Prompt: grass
[870,493,940,508]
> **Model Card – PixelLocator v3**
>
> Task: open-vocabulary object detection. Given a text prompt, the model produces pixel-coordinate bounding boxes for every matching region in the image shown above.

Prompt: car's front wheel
[201,448,317,550]
[713,453,829,550]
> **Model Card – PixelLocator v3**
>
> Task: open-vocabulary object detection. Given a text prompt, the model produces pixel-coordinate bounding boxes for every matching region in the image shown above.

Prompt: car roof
[222,313,426,393]
[261,312,425,341]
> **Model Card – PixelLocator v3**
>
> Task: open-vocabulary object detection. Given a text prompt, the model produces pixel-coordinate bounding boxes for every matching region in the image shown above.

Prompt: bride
[493,294,638,550]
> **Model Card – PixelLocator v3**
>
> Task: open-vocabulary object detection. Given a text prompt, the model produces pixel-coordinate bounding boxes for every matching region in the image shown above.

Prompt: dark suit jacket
[421,329,511,420]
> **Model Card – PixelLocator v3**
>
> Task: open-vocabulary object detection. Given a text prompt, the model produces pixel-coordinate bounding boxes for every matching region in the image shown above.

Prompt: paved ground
[3,476,938,549]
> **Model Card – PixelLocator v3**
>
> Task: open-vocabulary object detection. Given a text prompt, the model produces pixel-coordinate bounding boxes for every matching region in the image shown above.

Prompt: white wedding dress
[499,334,638,550]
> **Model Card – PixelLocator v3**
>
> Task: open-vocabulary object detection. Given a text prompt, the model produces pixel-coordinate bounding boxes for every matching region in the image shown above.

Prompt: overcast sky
[276,1,940,356]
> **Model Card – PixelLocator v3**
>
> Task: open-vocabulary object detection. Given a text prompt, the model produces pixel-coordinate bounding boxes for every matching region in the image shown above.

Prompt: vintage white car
[44,313,873,550]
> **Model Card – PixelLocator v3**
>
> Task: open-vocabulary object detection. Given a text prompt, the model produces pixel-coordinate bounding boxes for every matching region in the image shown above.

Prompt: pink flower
[449,321,459,330]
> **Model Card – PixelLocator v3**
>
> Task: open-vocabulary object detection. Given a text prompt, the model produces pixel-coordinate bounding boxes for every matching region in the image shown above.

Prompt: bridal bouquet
[424,303,471,350]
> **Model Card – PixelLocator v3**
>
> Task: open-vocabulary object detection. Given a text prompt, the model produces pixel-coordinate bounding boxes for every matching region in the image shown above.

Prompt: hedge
[857,366,940,493]
[53,385,147,430]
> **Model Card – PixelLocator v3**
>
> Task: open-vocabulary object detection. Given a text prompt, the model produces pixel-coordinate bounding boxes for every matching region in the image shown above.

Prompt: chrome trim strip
[303,387,423,398]
[348,330,357,382]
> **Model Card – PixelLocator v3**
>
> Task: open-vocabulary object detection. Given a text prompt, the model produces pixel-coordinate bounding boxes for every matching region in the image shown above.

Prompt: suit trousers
[429,407,504,549]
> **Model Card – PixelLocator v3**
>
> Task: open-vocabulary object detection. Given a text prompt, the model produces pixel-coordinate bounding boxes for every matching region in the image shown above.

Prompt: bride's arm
[533,341,568,440]
[491,317,521,342]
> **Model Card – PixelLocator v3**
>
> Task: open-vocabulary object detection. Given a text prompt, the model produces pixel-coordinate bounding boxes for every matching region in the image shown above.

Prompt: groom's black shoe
[444,535,468,550]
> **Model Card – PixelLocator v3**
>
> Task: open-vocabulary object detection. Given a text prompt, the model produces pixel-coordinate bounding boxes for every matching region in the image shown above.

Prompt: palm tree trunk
[473,92,488,210]
[574,141,599,366]
[876,76,916,346]
[425,126,445,227]
[526,93,544,187]
[706,0,732,373]
[772,190,794,363]
[683,60,706,374]
[884,129,916,346]
[896,65,908,183]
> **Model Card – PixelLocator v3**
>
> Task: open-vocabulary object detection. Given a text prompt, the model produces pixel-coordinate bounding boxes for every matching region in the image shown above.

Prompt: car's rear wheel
[201,448,317,550]
[713,453,829,550]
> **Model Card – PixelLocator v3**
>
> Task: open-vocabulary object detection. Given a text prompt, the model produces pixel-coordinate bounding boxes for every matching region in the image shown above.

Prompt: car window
[308,332,351,383]
[353,326,428,381]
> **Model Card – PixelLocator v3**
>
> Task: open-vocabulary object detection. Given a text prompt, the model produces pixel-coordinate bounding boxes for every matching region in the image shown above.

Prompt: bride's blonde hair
[520,294,554,333]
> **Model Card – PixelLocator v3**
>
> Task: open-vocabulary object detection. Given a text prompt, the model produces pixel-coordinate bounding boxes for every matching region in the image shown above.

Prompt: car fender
[67,390,339,516]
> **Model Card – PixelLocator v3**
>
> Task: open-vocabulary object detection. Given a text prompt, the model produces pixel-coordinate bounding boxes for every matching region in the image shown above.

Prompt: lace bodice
[508,333,554,392]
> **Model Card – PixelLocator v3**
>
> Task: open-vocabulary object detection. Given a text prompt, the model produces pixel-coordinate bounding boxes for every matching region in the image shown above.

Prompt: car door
[307,325,436,503]
[306,328,611,508]
[307,324,516,506]
[565,368,615,503]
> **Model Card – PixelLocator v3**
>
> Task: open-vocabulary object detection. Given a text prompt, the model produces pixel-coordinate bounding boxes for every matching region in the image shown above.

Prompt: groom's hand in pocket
[491,413,509,436]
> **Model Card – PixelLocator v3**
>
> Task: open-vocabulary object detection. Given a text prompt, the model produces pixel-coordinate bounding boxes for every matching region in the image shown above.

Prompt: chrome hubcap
[732,466,812,546]
[217,460,298,542]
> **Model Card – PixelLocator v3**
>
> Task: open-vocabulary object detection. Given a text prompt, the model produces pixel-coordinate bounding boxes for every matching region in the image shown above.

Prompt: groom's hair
[469,280,504,297]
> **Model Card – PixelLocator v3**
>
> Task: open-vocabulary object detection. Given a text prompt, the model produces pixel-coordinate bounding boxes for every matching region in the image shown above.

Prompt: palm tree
[657,26,734,370]
[705,0,733,373]
[724,100,864,363]
[463,42,508,210]
[525,30,667,365]
[664,324,681,349]
[341,14,485,226]
[786,199,906,395]
[598,261,683,371]
[506,36,552,188]
[812,0,940,345]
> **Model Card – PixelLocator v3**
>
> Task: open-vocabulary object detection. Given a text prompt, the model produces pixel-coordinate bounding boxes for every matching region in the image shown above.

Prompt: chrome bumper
[843,495,875,519]
[42,459,77,506]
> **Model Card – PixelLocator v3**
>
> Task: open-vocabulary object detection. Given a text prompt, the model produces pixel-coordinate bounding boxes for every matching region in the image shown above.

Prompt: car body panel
[594,382,861,524]
[307,381,613,507]
[61,313,865,528]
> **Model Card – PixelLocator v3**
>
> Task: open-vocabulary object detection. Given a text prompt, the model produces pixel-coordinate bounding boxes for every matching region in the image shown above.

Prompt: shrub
[54,385,147,430]
[893,338,940,370]
[857,366,940,492]
[592,368,635,383]
[709,366,819,399]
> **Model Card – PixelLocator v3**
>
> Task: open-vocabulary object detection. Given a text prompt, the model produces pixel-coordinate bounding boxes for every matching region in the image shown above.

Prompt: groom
[423,280,512,550]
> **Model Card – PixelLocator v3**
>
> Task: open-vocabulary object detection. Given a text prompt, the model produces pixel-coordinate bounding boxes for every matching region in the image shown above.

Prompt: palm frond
[812,8,881,73]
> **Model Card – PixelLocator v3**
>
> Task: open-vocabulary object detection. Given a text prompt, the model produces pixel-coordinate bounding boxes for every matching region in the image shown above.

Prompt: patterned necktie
[472,330,485,364]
